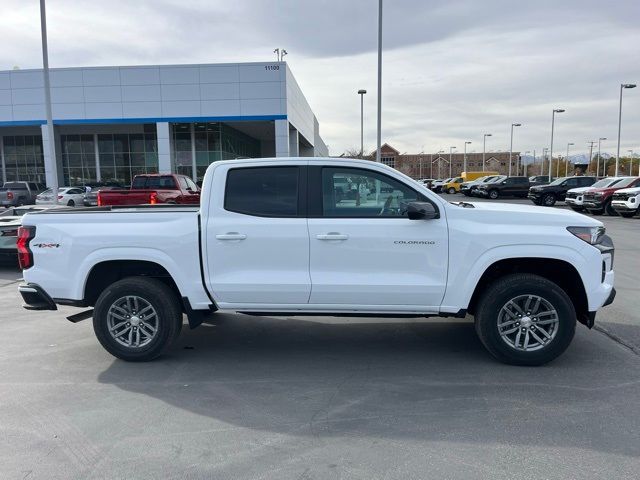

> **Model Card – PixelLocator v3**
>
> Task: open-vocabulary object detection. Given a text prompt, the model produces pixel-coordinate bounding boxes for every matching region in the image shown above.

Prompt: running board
[66,309,94,323]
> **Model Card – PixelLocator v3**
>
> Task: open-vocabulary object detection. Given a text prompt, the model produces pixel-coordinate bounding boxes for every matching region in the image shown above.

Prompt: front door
[204,165,310,305]
[307,166,448,310]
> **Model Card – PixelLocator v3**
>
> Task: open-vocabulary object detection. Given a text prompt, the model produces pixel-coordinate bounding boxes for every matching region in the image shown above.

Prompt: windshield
[548,177,569,186]
[488,176,506,183]
[612,177,637,188]
[591,178,619,188]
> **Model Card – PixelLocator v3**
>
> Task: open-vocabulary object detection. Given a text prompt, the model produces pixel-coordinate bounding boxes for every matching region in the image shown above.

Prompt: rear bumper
[19,283,57,311]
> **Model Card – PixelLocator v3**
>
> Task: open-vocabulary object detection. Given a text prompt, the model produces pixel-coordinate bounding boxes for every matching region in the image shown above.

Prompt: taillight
[97,191,103,206]
[57,195,63,200]
[149,192,157,205]
[17,226,36,269]
[7,192,13,200]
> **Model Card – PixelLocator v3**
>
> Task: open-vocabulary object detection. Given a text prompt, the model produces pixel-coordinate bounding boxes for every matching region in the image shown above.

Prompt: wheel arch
[466,257,590,327]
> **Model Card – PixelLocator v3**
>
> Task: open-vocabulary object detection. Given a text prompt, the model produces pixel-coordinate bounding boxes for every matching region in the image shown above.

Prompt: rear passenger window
[225,167,298,217]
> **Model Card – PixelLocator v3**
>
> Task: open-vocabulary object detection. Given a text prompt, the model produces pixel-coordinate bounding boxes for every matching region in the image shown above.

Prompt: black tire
[542,193,556,206]
[474,273,576,366]
[604,201,618,216]
[488,189,499,199]
[448,187,456,194]
[620,211,636,218]
[67,199,75,207]
[93,277,182,361]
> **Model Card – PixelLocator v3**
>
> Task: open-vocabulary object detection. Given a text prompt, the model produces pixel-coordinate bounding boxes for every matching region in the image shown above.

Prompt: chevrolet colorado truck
[611,186,640,218]
[583,176,640,216]
[565,177,624,212]
[97,174,200,206]
[17,158,616,365]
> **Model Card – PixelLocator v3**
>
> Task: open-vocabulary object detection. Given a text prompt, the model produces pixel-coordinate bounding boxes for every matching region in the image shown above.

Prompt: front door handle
[216,233,247,241]
[316,233,349,241]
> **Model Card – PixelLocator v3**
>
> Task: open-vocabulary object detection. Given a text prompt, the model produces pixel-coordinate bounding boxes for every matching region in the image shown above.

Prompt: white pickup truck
[17,158,616,365]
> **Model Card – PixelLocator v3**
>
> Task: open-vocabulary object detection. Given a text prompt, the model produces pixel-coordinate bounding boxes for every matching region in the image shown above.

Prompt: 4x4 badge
[33,243,60,248]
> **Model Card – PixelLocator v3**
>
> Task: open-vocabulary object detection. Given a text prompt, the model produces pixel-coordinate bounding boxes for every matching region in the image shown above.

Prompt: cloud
[0,0,638,156]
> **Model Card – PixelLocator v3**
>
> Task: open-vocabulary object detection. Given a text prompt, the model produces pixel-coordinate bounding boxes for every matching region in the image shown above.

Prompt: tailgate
[98,190,153,205]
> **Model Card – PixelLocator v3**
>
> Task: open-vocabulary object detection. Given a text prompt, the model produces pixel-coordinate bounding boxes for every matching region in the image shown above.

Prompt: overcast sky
[1,0,638,157]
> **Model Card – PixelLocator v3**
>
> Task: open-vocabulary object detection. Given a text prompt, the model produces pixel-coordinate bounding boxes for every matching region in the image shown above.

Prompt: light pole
[357,89,367,157]
[531,149,536,176]
[449,146,456,177]
[542,147,548,176]
[39,0,58,202]
[482,134,492,171]
[375,0,383,163]
[597,137,607,177]
[587,141,596,176]
[629,150,635,176]
[509,123,521,176]
[549,109,565,180]
[616,84,636,176]
[565,143,574,176]
[524,151,530,176]
[464,141,471,173]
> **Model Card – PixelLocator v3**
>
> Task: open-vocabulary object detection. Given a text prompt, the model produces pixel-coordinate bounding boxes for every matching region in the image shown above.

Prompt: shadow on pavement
[97,313,640,459]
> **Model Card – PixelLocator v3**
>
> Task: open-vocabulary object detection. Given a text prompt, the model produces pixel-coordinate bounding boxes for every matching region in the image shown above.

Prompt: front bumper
[565,198,583,206]
[611,201,637,212]
[583,199,604,210]
[19,283,57,311]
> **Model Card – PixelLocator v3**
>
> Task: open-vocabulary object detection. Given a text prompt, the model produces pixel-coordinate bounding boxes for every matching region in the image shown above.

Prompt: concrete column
[156,122,171,173]
[0,136,6,184]
[274,119,290,157]
[190,123,197,181]
[288,127,299,157]
[93,133,101,182]
[41,124,61,188]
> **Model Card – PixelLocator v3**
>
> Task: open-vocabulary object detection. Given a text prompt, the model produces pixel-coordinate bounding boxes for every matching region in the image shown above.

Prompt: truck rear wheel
[93,277,182,361]
[488,189,499,199]
[474,273,576,366]
[448,187,456,194]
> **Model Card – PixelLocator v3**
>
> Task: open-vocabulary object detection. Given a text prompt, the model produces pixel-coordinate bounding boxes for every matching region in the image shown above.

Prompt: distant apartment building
[366,144,521,178]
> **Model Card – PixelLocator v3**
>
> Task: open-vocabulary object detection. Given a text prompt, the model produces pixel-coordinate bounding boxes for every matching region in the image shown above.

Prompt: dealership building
[0,61,328,187]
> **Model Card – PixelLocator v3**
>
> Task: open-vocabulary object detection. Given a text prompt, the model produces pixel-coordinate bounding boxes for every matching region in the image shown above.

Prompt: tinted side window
[225,167,298,217]
[565,178,579,187]
[581,177,595,186]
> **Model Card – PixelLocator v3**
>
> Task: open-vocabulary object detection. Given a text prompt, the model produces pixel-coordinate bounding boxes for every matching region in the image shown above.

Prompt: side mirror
[407,201,438,220]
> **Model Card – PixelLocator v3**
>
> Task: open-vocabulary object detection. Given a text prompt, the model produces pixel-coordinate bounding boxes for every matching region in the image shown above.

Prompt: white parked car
[18,158,615,365]
[565,177,625,212]
[36,187,86,207]
[611,186,640,218]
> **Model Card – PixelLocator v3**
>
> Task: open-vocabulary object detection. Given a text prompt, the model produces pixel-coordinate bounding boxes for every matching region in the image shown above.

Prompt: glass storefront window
[2,135,46,183]
[61,134,97,186]
[97,133,158,186]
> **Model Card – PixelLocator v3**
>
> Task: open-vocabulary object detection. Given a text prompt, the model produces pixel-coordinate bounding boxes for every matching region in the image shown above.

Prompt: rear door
[306,166,448,310]
[204,164,310,305]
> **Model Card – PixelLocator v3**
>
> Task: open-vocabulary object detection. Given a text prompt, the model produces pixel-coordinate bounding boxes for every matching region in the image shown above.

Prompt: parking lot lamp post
[542,148,548,176]
[629,150,634,175]
[463,141,471,173]
[509,123,521,176]
[565,143,574,176]
[375,0,383,163]
[616,84,636,176]
[357,89,367,157]
[597,137,607,177]
[449,146,456,177]
[39,0,58,204]
[482,134,492,171]
[549,109,565,181]
[523,151,530,176]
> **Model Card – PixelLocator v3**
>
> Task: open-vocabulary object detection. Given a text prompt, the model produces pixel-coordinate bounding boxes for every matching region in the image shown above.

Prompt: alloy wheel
[107,296,159,348]
[496,294,559,352]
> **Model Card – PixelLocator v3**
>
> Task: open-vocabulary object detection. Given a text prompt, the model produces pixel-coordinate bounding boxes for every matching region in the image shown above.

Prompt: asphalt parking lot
[1,198,639,479]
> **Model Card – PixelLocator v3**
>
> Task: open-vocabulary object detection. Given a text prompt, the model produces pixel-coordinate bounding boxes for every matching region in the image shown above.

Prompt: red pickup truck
[98,174,200,206]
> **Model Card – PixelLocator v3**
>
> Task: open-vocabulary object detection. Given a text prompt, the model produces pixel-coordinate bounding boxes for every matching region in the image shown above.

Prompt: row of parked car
[0,174,201,209]
[427,173,640,218]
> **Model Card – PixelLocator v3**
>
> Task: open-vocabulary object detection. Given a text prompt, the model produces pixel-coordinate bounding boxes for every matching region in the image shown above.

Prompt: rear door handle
[316,233,349,241]
[216,233,247,240]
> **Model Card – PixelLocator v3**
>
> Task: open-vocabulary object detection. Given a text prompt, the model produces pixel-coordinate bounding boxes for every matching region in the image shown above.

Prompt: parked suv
[476,176,530,199]
[528,176,596,206]
[443,177,464,194]
[583,177,640,216]
[565,177,626,212]
[0,182,46,207]
[463,176,500,196]
[611,186,640,218]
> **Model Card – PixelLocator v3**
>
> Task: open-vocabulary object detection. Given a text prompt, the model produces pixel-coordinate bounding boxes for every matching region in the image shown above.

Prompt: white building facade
[0,61,328,187]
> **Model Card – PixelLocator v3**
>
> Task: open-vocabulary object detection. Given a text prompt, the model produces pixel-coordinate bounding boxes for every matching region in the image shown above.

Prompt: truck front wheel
[474,273,576,366]
[93,277,182,361]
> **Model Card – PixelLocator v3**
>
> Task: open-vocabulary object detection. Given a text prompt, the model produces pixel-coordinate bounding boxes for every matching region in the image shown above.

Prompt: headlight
[567,226,605,245]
